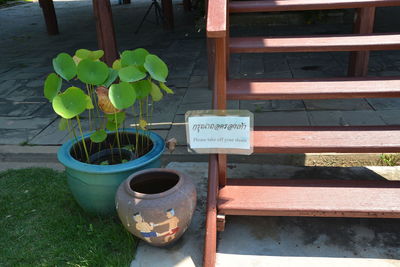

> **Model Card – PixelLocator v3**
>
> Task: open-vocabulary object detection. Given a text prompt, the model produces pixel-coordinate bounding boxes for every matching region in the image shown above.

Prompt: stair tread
[227,77,400,100]
[230,0,400,13]
[218,178,400,217]
[230,33,400,53]
[252,126,400,153]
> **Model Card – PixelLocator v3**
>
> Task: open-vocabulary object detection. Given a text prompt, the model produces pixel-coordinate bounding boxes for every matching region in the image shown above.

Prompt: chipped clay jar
[115,168,197,246]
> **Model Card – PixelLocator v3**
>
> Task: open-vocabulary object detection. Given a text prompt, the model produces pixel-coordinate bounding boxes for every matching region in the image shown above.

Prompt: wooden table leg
[93,0,118,66]
[348,7,376,77]
[161,0,174,30]
[38,0,59,35]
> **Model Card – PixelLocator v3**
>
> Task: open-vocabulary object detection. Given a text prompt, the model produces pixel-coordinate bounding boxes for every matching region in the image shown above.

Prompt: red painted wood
[252,126,400,153]
[219,179,400,217]
[38,0,59,35]
[93,0,118,66]
[161,0,174,30]
[206,0,227,37]
[227,77,400,100]
[348,7,376,77]
[230,33,400,53]
[203,155,219,267]
[229,0,400,13]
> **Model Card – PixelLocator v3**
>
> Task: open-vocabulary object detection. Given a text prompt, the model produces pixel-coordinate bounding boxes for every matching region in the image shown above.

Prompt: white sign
[185,110,253,155]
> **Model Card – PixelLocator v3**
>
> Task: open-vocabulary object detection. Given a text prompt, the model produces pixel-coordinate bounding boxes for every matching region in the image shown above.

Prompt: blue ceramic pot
[57,129,165,215]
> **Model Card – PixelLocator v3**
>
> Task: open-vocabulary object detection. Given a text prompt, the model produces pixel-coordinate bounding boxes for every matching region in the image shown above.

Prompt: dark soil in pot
[129,171,180,194]
[70,132,153,165]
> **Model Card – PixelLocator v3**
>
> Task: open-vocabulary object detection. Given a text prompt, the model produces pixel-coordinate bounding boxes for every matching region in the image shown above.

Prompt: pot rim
[57,129,165,174]
[124,168,184,199]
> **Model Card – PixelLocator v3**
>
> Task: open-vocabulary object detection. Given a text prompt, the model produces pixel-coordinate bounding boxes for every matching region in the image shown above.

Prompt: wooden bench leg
[93,0,118,66]
[161,0,174,30]
[203,155,219,267]
[38,0,59,35]
[348,7,376,77]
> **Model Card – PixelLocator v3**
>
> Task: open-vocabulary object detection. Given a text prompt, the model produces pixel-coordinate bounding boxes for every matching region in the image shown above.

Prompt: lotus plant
[44,48,173,164]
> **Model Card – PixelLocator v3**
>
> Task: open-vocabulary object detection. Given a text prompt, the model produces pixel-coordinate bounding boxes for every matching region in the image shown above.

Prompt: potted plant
[44,48,174,215]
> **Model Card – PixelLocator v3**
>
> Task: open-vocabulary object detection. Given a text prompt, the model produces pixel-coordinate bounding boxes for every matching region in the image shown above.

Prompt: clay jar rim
[124,168,184,199]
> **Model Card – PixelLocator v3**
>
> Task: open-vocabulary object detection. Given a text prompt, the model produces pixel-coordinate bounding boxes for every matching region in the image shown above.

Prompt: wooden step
[229,0,400,13]
[230,33,400,53]
[252,126,400,153]
[218,179,400,217]
[227,77,400,100]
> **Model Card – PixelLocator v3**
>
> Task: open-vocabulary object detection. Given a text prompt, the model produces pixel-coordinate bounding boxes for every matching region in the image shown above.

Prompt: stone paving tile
[176,101,239,115]
[0,116,56,130]
[253,111,309,126]
[366,98,400,110]
[263,53,291,74]
[0,98,46,117]
[229,54,241,79]
[341,110,387,126]
[286,52,346,78]
[377,110,400,125]
[0,80,22,97]
[304,98,372,111]
[240,54,265,78]
[181,87,212,104]
[188,75,208,88]
[0,129,44,145]
[240,100,305,112]
[308,111,347,126]
[29,118,72,145]
[167,78,190,88]
[166,115,186,146]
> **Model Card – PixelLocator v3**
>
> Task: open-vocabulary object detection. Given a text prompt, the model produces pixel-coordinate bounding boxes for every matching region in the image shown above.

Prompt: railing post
[348,7,376,77]
[38,0,59,35]
[93,0,118,66]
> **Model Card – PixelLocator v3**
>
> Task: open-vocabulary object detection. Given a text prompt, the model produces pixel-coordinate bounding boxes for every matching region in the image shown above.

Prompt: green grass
[0,168,137,267]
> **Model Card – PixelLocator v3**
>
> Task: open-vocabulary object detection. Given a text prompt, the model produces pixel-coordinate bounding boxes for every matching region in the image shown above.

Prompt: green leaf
[150,82,163,102]
[118,66,146,82]
[85,95,94,109]
[90,50,104,60]
[106,111,126,124]
[52,87,87,119]
[121,49,149,67]
[75,49,91,60]
[103,68,119,87]
[90,129,107,143]
[77,59,109,85]
[44,73,62,102]
[58,118,68,131]
[144,55,168,82]
[131,79,152,99]
[75,49,104,61]
[52,53,76,81]
[109,82,136,109]
[159,82,174,94]
[106,120,118,131]
[112,59,122,70]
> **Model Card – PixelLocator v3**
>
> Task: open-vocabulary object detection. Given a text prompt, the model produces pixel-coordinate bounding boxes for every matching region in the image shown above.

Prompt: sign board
[185,110,253,155]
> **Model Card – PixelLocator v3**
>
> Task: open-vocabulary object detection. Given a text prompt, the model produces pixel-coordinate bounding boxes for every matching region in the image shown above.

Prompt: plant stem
[76,115,90,163]
[67,119,78,158]
[114,112,122,160]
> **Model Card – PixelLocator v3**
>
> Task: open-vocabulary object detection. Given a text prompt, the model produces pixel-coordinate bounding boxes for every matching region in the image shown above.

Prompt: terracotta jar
[115,168,197,246]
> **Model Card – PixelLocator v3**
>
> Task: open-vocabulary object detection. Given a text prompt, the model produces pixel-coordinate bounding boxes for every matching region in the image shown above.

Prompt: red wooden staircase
[204,1,400,266]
